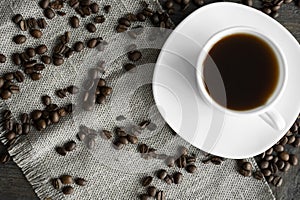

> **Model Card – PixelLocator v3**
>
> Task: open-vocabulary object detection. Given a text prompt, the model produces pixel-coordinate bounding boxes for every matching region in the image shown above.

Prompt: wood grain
[0,1,299,200]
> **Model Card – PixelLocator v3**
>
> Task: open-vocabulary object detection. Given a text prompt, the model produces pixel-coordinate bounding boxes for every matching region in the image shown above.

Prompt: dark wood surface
[0,1,300,200]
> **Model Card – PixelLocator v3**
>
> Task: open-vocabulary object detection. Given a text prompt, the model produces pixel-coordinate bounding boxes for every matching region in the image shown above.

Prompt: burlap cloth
[0,0,275,199]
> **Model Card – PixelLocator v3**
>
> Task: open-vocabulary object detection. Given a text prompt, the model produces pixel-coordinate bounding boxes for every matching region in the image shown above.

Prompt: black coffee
[203,33,279,111]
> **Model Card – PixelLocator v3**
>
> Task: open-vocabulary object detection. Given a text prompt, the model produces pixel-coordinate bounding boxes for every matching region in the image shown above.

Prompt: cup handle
[259,109,285,130]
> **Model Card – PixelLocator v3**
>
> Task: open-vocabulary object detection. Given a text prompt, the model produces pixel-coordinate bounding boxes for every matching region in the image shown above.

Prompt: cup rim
[196,26,287,115]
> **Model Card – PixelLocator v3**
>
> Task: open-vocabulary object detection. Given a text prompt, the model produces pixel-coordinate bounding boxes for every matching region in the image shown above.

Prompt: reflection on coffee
[203,33,279,111]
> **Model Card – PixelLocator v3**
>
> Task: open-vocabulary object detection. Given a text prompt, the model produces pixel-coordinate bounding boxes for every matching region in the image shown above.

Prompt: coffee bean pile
[0,71,24,100]
[52,175,87,195]
[81,66,112,111]
[56,140,77,156]
[140,176,166,200]
[12,14,47,43]
[261,0,294,18]
[56,85,79,98]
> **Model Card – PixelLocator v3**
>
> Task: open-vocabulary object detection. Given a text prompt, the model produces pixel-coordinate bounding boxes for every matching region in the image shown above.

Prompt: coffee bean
[34,64,45,71]
[139,144,149,153]
[128,50,142,61]
[99,130,112,140]
[173,172,183,184]
[253,171,264,180]
[6,131,16,140]
[118,136,129,145]
[97,79,106,87]
[193,0,205,6]
[282,161,291,172]
[289,154,298,166]
[118,17,131,27]
[265,148,273,155]
[156,191,166,200]
[40,95,51,106]
[186,164,197,173]
[272,156,279,164]
[0,78,4,88]
[211,156,223,165]
[0,54,6,63]
[39,0,50,9]
[70,16,80,28]
[274,144,284,152]
[62,186,74,195]
[266,175,274,183]
[0,152,10,164]
[73,41,84,52]
[27,18,38,29]
[166,156,175,167]
[4,73,14,81]
[94,15,105,23]
[52,56,64,66]
[279,151,289,161]
[239,168,252,177]
[35,119,47,131]
[95,94,105,104]
[287,135,296,144]
[125,134,137,144]
[36,45,47,55]
[260,161,269,169]
[75,178,87,186]
[136,13,146,22]
[90,2,99,13]
[20,113,29,124]
[12,14,23,24]
[30,29,43,39]
[100,86,112,96]
[87,38,99,48]
[86,23,96,33]
[64,141,76,152]
[263,7,272,15]
[165,0,174,9]
[270,163,278,174]
[25,48,35,58]
[265,155,273,161]
[164,174,173,184]
[4,119,13,131]
[179,146,188,156]
[55,146,66,156]
[276,160,285,170]
[157,169,168,180]
[9,85,19,94]
[280,136,288,145]
[112,141,124,150]
[176,155,187,168]
[19,20,28,31]
[50,111,59,123]
[104,5,111,13]
[66,85,79,94]
[242,162,253,171]
[30,72,42,81]
[272,176,283,187]
[147,186,157,197]
[140,194,150,200]
[116,24,127,33]
[37,18,47,29]
[52,178,62,190]
[1,90,12,100]
[293,137,300,147]
[13,35,26,44]
[243,0,253,6]
[60,175,73,185]
[44,8,55,19]
[12,53,21,65]
[141,176,153,187]
[186,156,196,164]
[271,12,279,18]
[262,168,271,176]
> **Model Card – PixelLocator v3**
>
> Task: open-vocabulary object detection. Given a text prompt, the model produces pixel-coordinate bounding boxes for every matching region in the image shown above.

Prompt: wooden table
[0,1,299,199]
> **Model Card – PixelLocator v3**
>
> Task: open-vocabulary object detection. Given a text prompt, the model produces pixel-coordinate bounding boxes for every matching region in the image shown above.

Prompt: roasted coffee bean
[265,155,273,161]
[136,13,146,22]
[60,32,71,44]
[116,24,127,33]
[147,186,157,197]
[260,161,269,169]
[262,169,271,177]
[97,79,106,87]
[70,16,80,28]
[12,14,23,24]
[0,152,10,164]
[272,176,283,187]
[262,7,272,15]
[139,143,149,153]
[52,178,62,190]
[287,135,296,144]
[112,141,124,150]
[44,8,55,19]
[140,194,150,200]
[157,169,168,180]
[279,151,289,161]
[100,86,112,96]
[41,95,51,106]
[272,156,279,164]
[242,162,253,171]
[173,172,183,184]
[60,175,73,184]
[265,148,273,155]
[34,64,45,71]
[45,104,58,112]
[19,20,28,31]
[4,73,14,81]
[142,176,153,186]
[12,53,21,65]
[86,23,96,33]
[156,191,165,200]
[27,18,38,29]
[274,144,284,152]
[164,174,173,184]
[0,78,4,88]
[13,35,26,44]
[118,136,129,145]
[63,141,77,152]
[0,54,6,63]
[6,131,16,140]
[37,18,47,29]
[39,0,50,9]
[276,160,285,170]
[243,0,253,6]
[14,123,22,135]
[22,123,30,135]
[289,154,298,166]
[67,85,79,94]
[211,156,222,165]
[20,113,29,124]
[104,5,111,13]
[165,0,174,9]
[239,168,252,177]
[56,11,66,16]
[128,50,142,61]
[30,72,42,81]
[57,108,66,117]
[30,29,43,39]
[62,186,74,195]
[95,94,106,104]
[1,90,12,99]
[193,0,205,6]
[8,85,19,94]
[166,156,175,167]
[54,44,66,54]
[90,2,99,13]
[280,136,288,145]
[24,67,34,75]
[266,175,274,183]
[253,171,264,180]
[176,155,186,168]
[179,146,188,156]
[36,45,47,54]
[75,178,87,186]
[87,38,98,48]
[35,119,46,131]
[118,17,131,27]
[186,156,196,164]
[270,163,278,174]
[82,6,92,16]
[282,161,291,172]
[25,48,36,58]
[293,137,300,147]
[271,12,279,18]
[186,164,197,173]
[73,41,84,52]
[126,134,138,144]
[100,130,112,140]
[23,60,37,68]
[94,15,105,23]
[52,56,64,66]
[49,111,60,123]
[4,119,13,131]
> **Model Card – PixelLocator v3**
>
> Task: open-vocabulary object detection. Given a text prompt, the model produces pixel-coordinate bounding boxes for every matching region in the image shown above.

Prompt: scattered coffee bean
[253,171,264,180]
[118,136,129,145]
[87,38,98,48]
[173,172,183,184]
[19,20,28,31]
[36,45,48,54]
[193,0,205,6]
[125,134,137,144]
[12,53,21,65]
[128,50,142,61]
[282,161,291,172]
[136,13,146,22]
[30,29,43,39]
[242,162,253,171]
[12,14,23,24]
[60,175,73,185]
[164,174,173,184]
[265,155,274,161]
[64,141,76,152]
[262,169,272,176]
[274,144,284,152]
[4,119,13,131]
[6,131,16,140]
[35,118,47,131]
[179,146,188,156]
[37,18,47,29]
[1,90,12,100]
[210,156,223,165]
[94,15,105,23]
[139,144,149,153]
[73,41,84,52]
[279,151,289,161]
[260,161,269,169]
[27,18,38,29]
[52,178,62,190]
[67,85,79,94]
[39,0,50,9]
[100,130,112,140]
[44,8,56,19]
[157,169,168,180]
[62,186,74,195]
[56,146,67,156]
[13,35,26,44]
[156,191,166,200]
[272,176,283,187]
[176,155,187,168]
[279,136,288,145]
[166,156,175,167]
[15,123,23,135]
[142,176,153,186]
[90,2,99,13]
[75,178,87,186]
[86,23,97,33]
[0,54,6,63]
[287,135,296,144]
[186,164,197,173]
[104,5,111,13]
[112,141,124,150]
[289,154,298,166]
[116,24,127,33]
[30,72,42,81]
[265,148,273,155]
[100,86,112,96]
[239,168,252,177]
[270,163,278,174]
[186,156,196,164]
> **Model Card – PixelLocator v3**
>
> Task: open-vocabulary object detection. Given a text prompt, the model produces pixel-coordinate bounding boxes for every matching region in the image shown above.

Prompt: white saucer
[152,2,300,159]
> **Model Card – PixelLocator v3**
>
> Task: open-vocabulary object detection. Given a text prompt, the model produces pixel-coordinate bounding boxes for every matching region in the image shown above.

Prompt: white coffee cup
[196,26,287,130]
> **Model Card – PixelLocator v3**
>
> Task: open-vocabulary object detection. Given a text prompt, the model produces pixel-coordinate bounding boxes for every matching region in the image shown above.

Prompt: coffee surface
[203,33,279,111]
